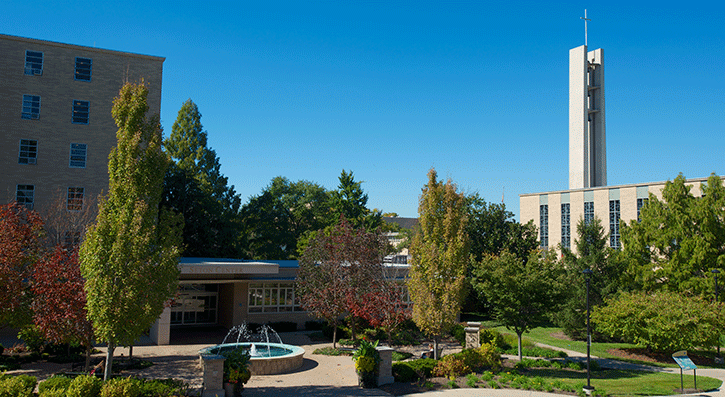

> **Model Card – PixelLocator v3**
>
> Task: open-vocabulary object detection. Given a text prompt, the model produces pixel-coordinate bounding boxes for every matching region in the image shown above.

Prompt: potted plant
[352,339,380,388]
[221,347,251,396]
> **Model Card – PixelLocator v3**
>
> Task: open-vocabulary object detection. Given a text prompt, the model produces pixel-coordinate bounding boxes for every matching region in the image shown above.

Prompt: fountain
[200,323,305,375]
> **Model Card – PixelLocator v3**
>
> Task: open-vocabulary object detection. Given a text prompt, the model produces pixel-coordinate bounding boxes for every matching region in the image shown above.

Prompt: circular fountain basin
[200,342,305,375]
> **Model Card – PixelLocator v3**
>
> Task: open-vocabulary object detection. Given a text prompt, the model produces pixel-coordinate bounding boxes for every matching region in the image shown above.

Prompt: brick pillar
[376,346,394,386]
[200,354,226,397]
[465,322,481,349]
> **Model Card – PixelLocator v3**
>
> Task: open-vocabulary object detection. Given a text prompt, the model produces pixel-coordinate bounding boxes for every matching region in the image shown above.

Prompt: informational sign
[672,351,697,371]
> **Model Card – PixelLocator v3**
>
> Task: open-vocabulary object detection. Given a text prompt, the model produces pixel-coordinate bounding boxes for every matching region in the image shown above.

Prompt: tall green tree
[473,250,564,359]
[240,177,330,260]
[329,170,382,231]
[162,99,241,257]
[407,169,469,358]
[556,217,625,340]
[80,82,182,380]
[621,173,725,295]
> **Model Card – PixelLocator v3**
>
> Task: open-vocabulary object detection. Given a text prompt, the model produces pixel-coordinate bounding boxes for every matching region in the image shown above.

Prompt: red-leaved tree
[352,277,411,346]
[297,217,387,347]
[32,245,94,370]
[0,202,45,328]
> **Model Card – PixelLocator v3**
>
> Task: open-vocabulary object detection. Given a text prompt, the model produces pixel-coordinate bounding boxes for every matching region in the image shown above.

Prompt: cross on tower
[581,9,591,46]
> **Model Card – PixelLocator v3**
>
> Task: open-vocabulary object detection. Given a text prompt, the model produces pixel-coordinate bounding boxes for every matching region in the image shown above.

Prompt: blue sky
[3,1,723,218]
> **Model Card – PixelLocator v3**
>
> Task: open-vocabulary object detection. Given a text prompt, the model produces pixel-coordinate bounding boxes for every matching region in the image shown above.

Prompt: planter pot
[223,382,243,396]
[357,371,377,388]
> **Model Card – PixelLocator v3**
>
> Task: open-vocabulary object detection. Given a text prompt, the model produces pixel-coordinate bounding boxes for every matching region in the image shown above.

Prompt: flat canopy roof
[179,260,279,276]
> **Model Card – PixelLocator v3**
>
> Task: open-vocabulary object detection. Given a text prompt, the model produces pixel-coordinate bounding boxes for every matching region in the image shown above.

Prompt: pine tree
[80,82,182,380]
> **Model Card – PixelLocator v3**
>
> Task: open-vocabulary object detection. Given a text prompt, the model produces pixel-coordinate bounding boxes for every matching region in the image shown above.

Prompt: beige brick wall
[0,34,163,213]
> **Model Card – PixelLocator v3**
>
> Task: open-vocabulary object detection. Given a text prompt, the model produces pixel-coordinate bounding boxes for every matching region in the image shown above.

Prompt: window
[24,51,43,75]
[18,139,38,164]
[170,284,218,325]
[74,57,92,81]
[248,282,302,313]
[609,200,621,249]
[16,185,34,210]
[561,203,571,249]
[69,143,87,168]
[539,204,549,248]
[584,201,594,225]
[22,95,41,119]
[72,100,89,124]
[67,187,84,211]
[637,198,648,222]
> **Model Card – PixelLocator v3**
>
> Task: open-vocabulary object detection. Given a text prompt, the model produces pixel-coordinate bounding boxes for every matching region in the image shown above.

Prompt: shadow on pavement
[242,385,391,397]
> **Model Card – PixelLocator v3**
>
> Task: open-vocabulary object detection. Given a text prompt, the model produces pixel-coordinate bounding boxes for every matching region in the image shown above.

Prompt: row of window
[18,140,87,168]
[540,199,643,250]
[21,95,90,124]
[15,185,85,211]
[25,50,93,81]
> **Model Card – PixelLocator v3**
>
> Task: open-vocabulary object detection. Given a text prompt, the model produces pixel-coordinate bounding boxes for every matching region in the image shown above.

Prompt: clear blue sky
[4,1,723,219]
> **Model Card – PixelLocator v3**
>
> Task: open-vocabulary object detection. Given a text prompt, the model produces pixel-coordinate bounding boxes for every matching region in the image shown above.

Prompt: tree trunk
[332,320,338,349]
[129,345,133,360]
[433,335,441,360]
[517,332,523,361]
[350,316,357,342]
[104,341,115,381]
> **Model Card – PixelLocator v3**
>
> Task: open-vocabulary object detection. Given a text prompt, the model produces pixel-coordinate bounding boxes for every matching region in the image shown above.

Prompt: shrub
[38,376,72,395]
[392,358,437,382]
[392,362,417,382]
[0,343,4,355]
[267,321,296,333]
[17,325,46,353]
[0,374,37,397]
[137,378,187,397]
[479,328,508,350]
[433,355,471,378]
[304,320,324,330]
[450,324,465,346]
[67,374,102,397]
[100,377,141,397]
[391,351,413,361]
[39,389,66,397]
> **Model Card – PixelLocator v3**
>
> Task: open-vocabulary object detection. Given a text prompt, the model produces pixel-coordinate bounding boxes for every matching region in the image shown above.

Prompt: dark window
[16,185,34,210]
[561,203,571,249]
[637,198,648,222]
[584,201,594,225]
[19,139,38,164]
[74,57,92,81]
[609,200,621,249]
[72,100,89,124]
[24,51,43,75]
[67,187,84,211]
[22,95,41,119]
[539,204,549,248]
[69,143,87,168]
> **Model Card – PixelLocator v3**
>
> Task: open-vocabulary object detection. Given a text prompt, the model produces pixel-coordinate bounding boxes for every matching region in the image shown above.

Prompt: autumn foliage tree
[0,203,45,328]
[32,246,94,370]
[297,217,387,347]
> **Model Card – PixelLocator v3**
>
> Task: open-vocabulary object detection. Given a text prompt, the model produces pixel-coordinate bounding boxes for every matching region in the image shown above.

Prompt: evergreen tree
[407,169,469,358]
[162,99,241,257]
[329,170,382,231]
[80,82,182,380]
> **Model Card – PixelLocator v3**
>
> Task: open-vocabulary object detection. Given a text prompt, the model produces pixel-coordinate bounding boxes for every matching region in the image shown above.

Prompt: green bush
[0,374,37,397]
[67,374,103,397]
[392,358,438,382]
[137,378,187,397]
[267,321,296,332]
[100,377,141,397]
[479,328,508,350]
[391,351,413,361]
[38,375,72,395]
[450,324,465,346]
[17,325,46,353]
[433,355,471,378]
[392,362,417,382]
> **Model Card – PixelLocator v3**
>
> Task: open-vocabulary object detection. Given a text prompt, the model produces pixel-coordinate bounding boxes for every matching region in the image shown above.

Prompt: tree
[556,217,625,340]
[297,217,387,348]
[407,168,469,359]
[473,250,564,359]
[38,188,97,249]
[240,177,330,260]
[328,170,382,231]
[592,290,723,353]
[80,82,182,380]
[0,203,44,328]
[32,246,94,370]
[621,173,725,295]
[162,99,242,258]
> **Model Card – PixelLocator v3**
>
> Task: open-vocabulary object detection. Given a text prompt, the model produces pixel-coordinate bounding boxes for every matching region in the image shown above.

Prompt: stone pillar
[376,346,394,386]
[200,354,226,397]
[149,306,171,345]
[465,322,481,349]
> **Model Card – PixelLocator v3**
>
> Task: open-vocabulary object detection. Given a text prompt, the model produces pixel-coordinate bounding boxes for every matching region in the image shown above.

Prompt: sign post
[672,351,697,392]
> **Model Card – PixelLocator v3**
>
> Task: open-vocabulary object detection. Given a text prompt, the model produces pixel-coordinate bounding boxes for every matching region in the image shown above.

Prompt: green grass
[524,368,721,396]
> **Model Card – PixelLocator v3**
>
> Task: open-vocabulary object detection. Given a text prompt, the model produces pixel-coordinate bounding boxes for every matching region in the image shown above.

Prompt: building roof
[383,217,419,230]
[519,176,716,198]
[0,33,165,62]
